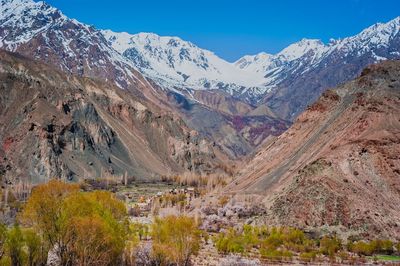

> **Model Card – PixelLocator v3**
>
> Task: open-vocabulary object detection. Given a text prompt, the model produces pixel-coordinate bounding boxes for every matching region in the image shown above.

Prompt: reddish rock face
[0,51,231,184]
[224,61,400,239]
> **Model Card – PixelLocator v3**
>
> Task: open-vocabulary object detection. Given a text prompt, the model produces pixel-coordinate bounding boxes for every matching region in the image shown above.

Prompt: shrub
[6,225,25,266]
[319,235,342,257]
[348,241,374,256]
[396,242,400,255]
[214,229,245,254]
[151,215,201,266]
[130,223,149,241]
[299,251,318,262]
[24,228,47,266]
[214,225,260,255]
[0,223,6,261]
[371,239,394,255]
[261,230,284,250]
[260,248,293,262]
[349,239,394,256]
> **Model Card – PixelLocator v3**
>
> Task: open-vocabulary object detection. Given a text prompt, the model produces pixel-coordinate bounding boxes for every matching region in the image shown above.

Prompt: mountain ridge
[1,0,399,157]
[0,0,291,158]
[102,16,400,105]
[217,60,400,238]
[0,49,232,183]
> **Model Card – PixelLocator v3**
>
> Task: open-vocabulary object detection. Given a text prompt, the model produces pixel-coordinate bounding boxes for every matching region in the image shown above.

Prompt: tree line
[0,180,201,266]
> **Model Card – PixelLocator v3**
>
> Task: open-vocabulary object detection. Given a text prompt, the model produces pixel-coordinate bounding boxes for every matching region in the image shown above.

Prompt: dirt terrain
[218,60,400,239]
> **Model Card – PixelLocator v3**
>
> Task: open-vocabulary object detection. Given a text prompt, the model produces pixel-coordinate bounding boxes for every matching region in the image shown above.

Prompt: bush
[299,251,318,262]
[151,215,201,266]
[396,242,400,255]
[0,223,7,261]
[24,229,46,266]
[214,225,259,255]
[6,225,25,266]
[319,235,342,257]
[371,239,394,255]
[260,248,293,262]
[349,239,394,256]
[348,241,375,256]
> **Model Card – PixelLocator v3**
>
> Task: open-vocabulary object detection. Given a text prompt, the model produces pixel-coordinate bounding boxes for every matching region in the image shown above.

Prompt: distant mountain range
[103,17,400,119]
[1,0,399,157]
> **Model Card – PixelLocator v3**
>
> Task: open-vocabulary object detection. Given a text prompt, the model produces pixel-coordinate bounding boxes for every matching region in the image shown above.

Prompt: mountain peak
[277,38,326,61]
[1,0,60,18]
[344,16,400,47]
[234,52,273,71]
[0,0,66,49]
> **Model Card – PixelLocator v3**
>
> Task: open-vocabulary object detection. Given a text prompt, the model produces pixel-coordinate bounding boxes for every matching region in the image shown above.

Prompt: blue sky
[44,0,399,62]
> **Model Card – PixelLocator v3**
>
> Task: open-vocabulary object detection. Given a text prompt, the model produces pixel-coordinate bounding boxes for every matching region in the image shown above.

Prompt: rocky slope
[4,0,398,157]
[0,0,289,157]
[221,60,400,239]
[1,0,399,159]
[167,89,290,157]
[0,50,231,184]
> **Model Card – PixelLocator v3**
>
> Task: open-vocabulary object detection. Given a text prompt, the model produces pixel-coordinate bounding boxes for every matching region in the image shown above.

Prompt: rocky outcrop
[221,60,400,239]
[0,50,231,184]
[0,0,289,158]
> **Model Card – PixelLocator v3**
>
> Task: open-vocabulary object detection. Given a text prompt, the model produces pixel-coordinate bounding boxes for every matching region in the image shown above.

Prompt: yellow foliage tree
[20,179,127,266]
[20,179,79,265]
[151,215,201,266]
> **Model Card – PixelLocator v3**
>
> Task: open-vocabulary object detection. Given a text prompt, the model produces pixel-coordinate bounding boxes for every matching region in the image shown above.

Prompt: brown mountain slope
[171,90,290,157]
[223,60,400,239]
[0,0,290,159]
[0,50,231,184]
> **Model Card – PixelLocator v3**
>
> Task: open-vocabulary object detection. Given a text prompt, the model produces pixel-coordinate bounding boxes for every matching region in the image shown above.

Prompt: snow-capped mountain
[0,0,290,158]
[101,30,265,95]
[235,39,328,74]
[0,0,148,92]
[236,18,400,77]
[102,17,400,111]
[252,16,400,119]
[1,0,399,155]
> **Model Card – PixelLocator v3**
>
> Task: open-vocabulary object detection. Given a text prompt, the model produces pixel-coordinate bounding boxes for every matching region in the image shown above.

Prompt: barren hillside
[0,50,231,184]
[222,60,400,239]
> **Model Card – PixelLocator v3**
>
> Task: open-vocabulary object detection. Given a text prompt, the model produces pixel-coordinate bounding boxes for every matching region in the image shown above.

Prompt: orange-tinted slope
[226,60,400,238]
